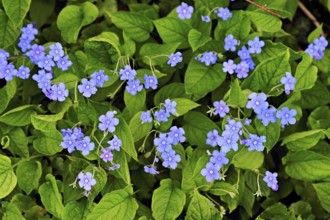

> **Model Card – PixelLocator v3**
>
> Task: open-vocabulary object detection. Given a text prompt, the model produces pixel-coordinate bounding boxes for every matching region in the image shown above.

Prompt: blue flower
[49,42,64,61]
[78,78,97,98]
[119,65,136,81]
[60,133,77,153]
[154,108,170,122]
[78,172,96,191]
[223,59,236,74]
[201,162,221,182]
[206,129,221,147]
[0,63,17,81]
[199,52,217,66]
[17,66,30,79]
[243,57,255,70]
[213,100,229,118]
[276,107,297,127]
[26,44,45,64]
[144,74,158,90]
[244,118,252,125]
[49,83,69,102]
[37,55,55,71]
[76,136,95,156]
[176,2,194,20]
[126,79,143,95]
[263,171,278,191]
[140,110,153,123]
[109,164,121,170]
[248,36,265,54]
[73,127,85,139]
[21,24,38,41]
[91,70,109,87]
[246,92,269,114]
[201,15,211,22]
[32,69,53,91]
[224,119,243,135]
[280,72,296,95]
[98,111,120,132]
[210,150,229,167]
[244,134,266,151]
[144,165,159,174]
[161,149,181,169]
[168,126,186,145]
[0,49,9,66]
[108,135,122,151]
[238,46,251,60]
[218,130,239,152]
[257,107,277,126]
[18,37,32,53]
[168,52,182,67]
[235,61,249,78]
[215,7,232,20]
[313,36,328,51]
[224,34,239,51]
[154,133,173,153]
[100,148,113,162]
[56,55,72,71]
[164,99,177,115]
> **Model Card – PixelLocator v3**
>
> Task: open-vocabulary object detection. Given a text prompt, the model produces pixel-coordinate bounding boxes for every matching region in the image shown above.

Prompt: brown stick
[245,0,281,17]
[297,1,322,29]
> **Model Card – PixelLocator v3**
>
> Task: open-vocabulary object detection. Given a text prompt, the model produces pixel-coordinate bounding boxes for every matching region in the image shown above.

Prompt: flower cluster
[0,49,30,81]
[100,135,122,167]
[78,70,109,98]
[305,36,328,60]
[263,171,279,191]
[140,99,177,124]
[60,127,94,156]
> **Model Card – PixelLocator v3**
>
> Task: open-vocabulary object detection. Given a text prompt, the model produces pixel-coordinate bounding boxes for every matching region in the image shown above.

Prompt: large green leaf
[57,2,98,43]
[295,81,330,109]
[0,10,20,48]
[88,31,121,56]
[1,128,29,158]
[152,179,186,220]
[232,147,264,170]
[139,42,180,65]
[124,89,146,116]
[87,188,138,220]
[2,0,31,26]
[188,29,212,52]
[63,201,87,220]
[0,105,36,126]
[227,79,249,108]
[16,161,42,194]
[108,11,153,42]
[282,130,325,151]
[1,202,25,220]
[313,182,330,213]
[33,130,63,155]
[255,119,281,152]
[31,113,64,132]
[246,11,282,32]
[129,111,153,142]
[186,191,218,220]
[0,155,17,199]
[294,54,318,92]
[0,80,16,114]
[171,98,200,116]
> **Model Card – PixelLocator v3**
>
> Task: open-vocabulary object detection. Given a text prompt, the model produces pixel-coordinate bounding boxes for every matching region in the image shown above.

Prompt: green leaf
[232,147,264,170]
[30,0,55,27]
[209,182,238,198]
[0,155,17,199]
[227,79,249,108]
[33,130,63,155]
[88,31,121,56]
[57,2,98,43]
[31,113,64,132]
[129,111,153,142]
[52,74,80,90]
[87,188,138,220]
[186,191,216,220]
[16,161,42,194]
[153,17,191,48]
[242,50,290,93]
[188,29,212,52]
[87,167,108,202]
[1,128,29,158]
[307,24,323,43]
[152,179,186,220]
[0,10,20,49]
[124,89,146,116]
[115,115,138,161]
[154,82,190,106]
[255,119,281,152]
[84,41,118,69]
[69,51,87,77]
[295,81,330,109]
[313,182,330,213]
[0,105,36,126]
[282,130,324,151]
[1,202,25,220]
[2,0,31,26]
[183,111,219,148]
[294,54,318,92]
[108,11,153,42]
[0,80,16,114]
[139,42,180,65]
[171,98,200,116]
[308,106,330,130]
[111,150,131,184]
[283,150,330,181]
[246,11,282,32]
[63,201,86,220]
[38,174,64,218]
[226,13,251,40]
[185,60,226,98]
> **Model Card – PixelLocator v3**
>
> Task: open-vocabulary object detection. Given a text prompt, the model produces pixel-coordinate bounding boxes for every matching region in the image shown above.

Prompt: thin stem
[108,80,126,99]
[245,0,281,17]
[298,1,323,32]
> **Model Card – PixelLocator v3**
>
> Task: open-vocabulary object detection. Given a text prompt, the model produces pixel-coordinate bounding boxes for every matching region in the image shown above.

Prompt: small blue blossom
[0,49,9,66]
[56,55,72,71]
[18,37,32,53]
[248,36,265,54]
[210,150,229,167]
[225,119,243,135]
[91,70,109,87]
[154,108,170,122]
[168,52,182,67]
[61,133,77,153]
[168,126,186,145]
[78,78,97,98]
[73,127,85,139]
[164,99,177,115]
[140,110,153,123]
[246,92,269,114]
[206,129,221,147]
[37,55,55,71]
[280,72,296,95]
[0,63,17,81]
[244,134,266,152]
[238,46,251,60]
[224,34,239,51]
[100,148,113,162]
[243,57,255,70]
[32,70,53,91]
[26,44,45,64]
[176,2,194,20]
[77,172,96,191]
[21,24,38,41]
[257,107,277,126]
[213,100,229,118]
[223,59,236,74]
[154,133,173,153]
[201,162,221,182]
[49,42,64,61]
[126,79,143,95]
[16,66,30,79]
[244,118,252,125]
[49,83,69,102]
[276,107,297,127]
[98,111,120,132]
[144,165,159,174]
[201,15,211,22]
[76,136,95,156]
[313,36,328,51]
[161,149,181,169]
[109,164,121,171]
[218,130,239,152]
[119,65,137,81]
[108,135,122,151]
[263,171,278,191]
[235,61,249,78]
[215,7,232,20]
[144,74,158,90]
[199,52,218,66]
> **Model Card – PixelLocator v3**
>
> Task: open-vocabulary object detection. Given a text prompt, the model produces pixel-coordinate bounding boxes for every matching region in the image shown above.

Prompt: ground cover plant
[1,0,330,219]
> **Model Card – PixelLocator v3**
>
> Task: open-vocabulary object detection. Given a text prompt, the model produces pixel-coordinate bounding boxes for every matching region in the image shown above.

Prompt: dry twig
[245,0,281,17]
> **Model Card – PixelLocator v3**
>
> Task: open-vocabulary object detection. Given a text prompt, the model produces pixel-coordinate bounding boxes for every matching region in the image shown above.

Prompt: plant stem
[245,0,281,17]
